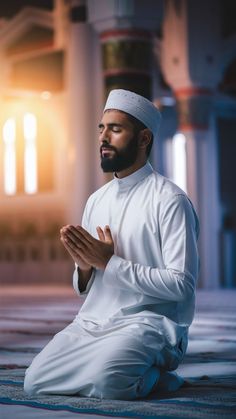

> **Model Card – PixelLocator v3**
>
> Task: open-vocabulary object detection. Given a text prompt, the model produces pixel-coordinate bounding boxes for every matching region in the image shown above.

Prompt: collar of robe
[113,161,154,191]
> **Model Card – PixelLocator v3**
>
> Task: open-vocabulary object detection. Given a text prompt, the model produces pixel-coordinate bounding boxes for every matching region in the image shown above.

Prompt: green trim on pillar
[100,29,152,100]
[102,40,151,73]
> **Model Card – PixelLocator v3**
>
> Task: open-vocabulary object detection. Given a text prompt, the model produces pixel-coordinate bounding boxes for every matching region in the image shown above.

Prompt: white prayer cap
[104,89,161,138]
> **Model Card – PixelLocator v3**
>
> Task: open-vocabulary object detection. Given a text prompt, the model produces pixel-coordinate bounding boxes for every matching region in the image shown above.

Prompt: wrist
[100,254,113,270]
[78,266,93,274]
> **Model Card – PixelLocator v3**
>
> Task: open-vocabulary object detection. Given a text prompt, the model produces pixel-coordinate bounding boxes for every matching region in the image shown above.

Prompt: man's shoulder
[150,170,187,199]
[151,171,199,228]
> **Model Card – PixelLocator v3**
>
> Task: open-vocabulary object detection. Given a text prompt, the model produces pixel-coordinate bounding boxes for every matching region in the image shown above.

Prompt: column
[87,0,164,185]
[161,0,221,288]
[66,0,95,224]
[88,0,163,100]
[100,29,152,99]
[175,88,220,289]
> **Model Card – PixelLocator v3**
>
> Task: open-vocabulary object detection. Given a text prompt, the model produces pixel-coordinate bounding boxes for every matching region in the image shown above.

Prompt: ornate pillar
[161,0,221,288]
[88,0,163,99]
[175,87,213,132]
[174,87,214,206]
[100,29,152,99]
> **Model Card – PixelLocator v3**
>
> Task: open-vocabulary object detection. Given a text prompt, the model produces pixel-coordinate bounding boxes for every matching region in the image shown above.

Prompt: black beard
[100,136,139,173]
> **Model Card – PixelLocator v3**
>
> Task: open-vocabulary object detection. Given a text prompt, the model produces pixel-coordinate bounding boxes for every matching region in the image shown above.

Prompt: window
[3,118,16,195]
[2,113,38,195]
[23,113,37,194]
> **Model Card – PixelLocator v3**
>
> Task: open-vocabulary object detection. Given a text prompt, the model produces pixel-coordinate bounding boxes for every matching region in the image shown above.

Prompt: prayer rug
[1,373,236,418]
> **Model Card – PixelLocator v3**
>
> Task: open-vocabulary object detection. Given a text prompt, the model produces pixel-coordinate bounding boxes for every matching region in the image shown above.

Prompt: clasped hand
[60,224,114,270]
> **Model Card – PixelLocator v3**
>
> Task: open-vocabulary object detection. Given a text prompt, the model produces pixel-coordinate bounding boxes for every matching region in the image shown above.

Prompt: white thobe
[24,162,199,400]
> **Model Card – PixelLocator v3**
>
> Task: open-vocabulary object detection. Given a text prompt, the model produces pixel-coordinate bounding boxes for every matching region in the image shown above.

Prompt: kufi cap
[104,89,161,138]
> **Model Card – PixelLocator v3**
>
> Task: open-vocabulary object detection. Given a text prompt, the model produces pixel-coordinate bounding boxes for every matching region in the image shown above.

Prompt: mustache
[100,145,117,153]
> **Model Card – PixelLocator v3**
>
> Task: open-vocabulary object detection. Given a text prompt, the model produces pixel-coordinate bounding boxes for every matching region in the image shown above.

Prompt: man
[24,89,199,400]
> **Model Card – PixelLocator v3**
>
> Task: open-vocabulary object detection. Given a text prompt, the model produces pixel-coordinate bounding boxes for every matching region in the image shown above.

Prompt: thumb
[104,225,113,243]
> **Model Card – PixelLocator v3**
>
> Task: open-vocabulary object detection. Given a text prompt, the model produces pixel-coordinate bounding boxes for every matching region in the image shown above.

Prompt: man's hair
[126,113,153,157]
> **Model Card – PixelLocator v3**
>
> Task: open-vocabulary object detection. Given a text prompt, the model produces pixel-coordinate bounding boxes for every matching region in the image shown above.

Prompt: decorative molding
[0,7,54,50]
[103,68,150,77]
[101,38,151,72]
[100,28,152,99]
[100,28,151,42]
[176,94,214,131]
[87,0,163,33]
[175,87,213,98]
[5,26,54,57]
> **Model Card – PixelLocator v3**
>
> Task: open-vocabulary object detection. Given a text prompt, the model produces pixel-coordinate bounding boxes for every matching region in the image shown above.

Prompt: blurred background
[0,0,235,289]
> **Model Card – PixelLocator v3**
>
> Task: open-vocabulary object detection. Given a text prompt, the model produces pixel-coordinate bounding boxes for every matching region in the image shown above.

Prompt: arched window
[23,113,37,194]
[2,103,54,197]
[3,118,16,195]
[2,112,38,195]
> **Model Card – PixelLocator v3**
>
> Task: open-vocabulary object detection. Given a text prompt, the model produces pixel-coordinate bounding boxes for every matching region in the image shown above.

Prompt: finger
[63,230,86,250]
[75,226,95,244]
[61,237,77,258]
[62,225,91,247]
[62,236,88,261]
[104,225,113,243]
[62,229,89,255]
[62,225,84,242]
[60,225,73,237]
[61,237,90,265]
[96,226,105,241]
[60,226,81,246]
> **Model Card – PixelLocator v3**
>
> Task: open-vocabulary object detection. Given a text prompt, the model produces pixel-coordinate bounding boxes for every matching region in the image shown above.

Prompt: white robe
[24,162,199,399]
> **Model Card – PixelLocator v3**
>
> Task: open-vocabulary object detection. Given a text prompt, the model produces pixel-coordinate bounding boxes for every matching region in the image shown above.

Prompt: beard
[100,135,139,173]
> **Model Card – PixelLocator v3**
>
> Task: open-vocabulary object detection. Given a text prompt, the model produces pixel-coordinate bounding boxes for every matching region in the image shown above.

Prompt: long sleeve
[73,265,95,296]
[103,194,199,302]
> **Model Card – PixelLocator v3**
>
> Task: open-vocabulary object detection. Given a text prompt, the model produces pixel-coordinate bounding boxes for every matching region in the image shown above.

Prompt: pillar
[100,29,152,99]
[175,87,220,289]
[88,0,163,100]
[161,0,221,288]
[66,0,95,224]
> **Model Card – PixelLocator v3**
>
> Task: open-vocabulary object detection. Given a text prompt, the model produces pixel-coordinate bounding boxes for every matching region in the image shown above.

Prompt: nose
[99,128,110,146]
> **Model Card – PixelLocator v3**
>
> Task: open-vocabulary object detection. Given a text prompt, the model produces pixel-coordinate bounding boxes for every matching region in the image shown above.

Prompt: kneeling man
[24,89,199,400]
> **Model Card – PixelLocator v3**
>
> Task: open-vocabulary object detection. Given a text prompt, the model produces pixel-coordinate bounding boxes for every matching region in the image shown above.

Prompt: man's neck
[115,160,147,179]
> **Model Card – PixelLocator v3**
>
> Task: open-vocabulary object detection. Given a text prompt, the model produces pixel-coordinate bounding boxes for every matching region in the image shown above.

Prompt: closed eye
[98,123,123,134]
[112,127,122,133]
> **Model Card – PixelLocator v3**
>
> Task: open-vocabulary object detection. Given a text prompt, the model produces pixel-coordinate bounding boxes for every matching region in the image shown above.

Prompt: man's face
[98,110,139,173]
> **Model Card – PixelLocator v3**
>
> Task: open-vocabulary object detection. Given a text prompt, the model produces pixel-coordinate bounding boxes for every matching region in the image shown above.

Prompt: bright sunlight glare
[23,113,37,194]
[3,118,16,195]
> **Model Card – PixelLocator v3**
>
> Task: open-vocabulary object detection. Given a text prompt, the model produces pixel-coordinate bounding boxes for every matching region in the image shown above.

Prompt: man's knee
[24,366,41,396]
[89,365,138,400]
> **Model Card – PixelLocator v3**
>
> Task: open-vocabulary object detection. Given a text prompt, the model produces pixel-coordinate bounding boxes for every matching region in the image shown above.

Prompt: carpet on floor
[0,365,236,418]
[1,290,236,418]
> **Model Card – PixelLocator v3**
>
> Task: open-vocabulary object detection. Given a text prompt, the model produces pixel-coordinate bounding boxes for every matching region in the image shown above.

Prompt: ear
[138,128,152,150]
